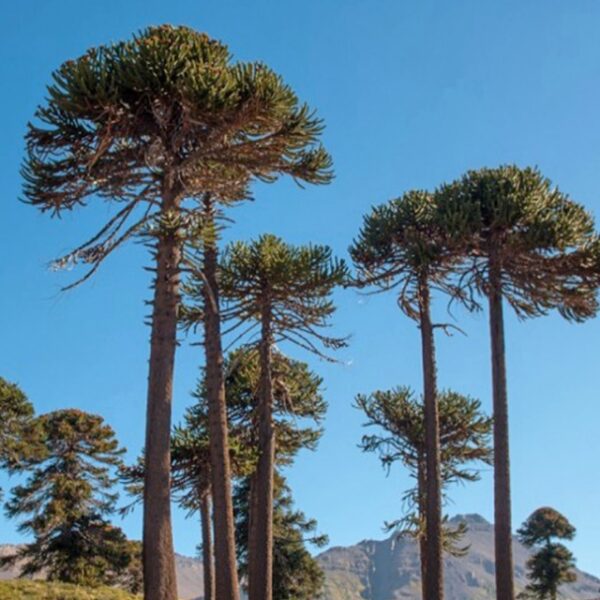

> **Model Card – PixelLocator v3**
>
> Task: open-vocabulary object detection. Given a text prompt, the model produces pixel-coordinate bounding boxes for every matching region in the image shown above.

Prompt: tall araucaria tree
[2,409,132,587]
[350,191,467,600]
[356,387,492,598]
[23,25,332,600]
[215,235,346,600]
[437,166,600,600]
[517,507,577,600]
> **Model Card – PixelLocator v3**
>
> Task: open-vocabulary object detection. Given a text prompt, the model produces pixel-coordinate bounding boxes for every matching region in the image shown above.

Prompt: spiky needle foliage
[25,25,333,600]
[437,165,600,320]
[214,234,348,357]
[25,25,332,279]
[0,377,35,497]
[350,190,466,600]
[356,388,492,562]
[2,409,130,587]
[437,165,600,600]
[517,508,577,600]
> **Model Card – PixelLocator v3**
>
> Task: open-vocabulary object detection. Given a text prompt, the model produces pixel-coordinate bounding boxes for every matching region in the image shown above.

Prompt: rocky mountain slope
[319,514,600,600]
[2,515,598,599]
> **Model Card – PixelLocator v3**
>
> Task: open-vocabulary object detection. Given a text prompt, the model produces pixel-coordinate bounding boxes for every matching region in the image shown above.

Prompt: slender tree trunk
[418,276,444,600]
[488,252,515,600]
[417,456,428,600]
[202,196,241,600]
[143,181,181,600]
[200,493,216,600]
[248,302,275,600]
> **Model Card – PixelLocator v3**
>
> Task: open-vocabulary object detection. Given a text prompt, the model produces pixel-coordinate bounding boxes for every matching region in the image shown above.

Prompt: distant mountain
[2,515,599,600]
[319,514,600,600]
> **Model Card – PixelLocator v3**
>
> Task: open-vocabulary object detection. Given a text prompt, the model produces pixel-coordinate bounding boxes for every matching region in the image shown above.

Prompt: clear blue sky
[1,0,600,577]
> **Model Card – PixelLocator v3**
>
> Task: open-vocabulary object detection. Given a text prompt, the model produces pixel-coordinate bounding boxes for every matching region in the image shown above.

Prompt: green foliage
[0,580,140,600]
[234,475,327,600]
[517,508,577,600]
[3,409,132,587]
[23,24,332,282]
[356,387,492,553]
[0,378,35,497]
[436,165,600,319]
[217,234,348,358]
[517,507,576,547]
[349,190,468,318]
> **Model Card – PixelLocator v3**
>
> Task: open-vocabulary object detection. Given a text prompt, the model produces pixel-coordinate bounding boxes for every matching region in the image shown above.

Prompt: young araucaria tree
[2,409,132,587]
[215,235,346,600]
[517,507,577,600]
[350,191,466,600]
[437,166,600,600]
[23,25,331,600]
[356,387,492,598]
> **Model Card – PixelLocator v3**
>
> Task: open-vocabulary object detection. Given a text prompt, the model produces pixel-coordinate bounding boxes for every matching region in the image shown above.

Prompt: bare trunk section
[417,457,428,600]
[202,197,241,600]
[248,303,275,600]
[488,254,515,600]
[418,276,444,600]
[200,493,216,600]
[143,182,181,600]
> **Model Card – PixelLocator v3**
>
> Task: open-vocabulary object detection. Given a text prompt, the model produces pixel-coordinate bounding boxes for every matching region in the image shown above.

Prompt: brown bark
[200,493,216,600]
[248,303,275,600]
[488,253,515,600]
[143,182,181,600]
[202,197,241,600]
[418,276,444,600]
[417,457,428,600]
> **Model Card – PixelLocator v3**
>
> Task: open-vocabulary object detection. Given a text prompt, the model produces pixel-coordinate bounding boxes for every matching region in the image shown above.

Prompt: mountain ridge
[2,514,598,600]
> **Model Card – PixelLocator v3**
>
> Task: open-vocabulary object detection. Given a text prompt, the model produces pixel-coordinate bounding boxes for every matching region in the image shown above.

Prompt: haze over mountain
[2,515,599,599]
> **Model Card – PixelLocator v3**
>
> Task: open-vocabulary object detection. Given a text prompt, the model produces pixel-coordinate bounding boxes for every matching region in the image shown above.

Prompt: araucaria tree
[350,191,464,600]
[356,387,492,597]
[23,24,331,600]
[517,507,577,600]
[437,166,600,600]
[2,409,133,587]
[216,235,346,600]
[0,377,35,499]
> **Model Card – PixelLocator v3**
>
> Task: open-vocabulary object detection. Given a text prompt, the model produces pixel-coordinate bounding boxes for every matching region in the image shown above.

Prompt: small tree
[437,166,600,600]
[356,387,492,596]
[350,191,468,600]
[0,377,35,498]
[517,507,577,600]
[2,409,131,587]
[216,234,346,600]
[24,25,332,600]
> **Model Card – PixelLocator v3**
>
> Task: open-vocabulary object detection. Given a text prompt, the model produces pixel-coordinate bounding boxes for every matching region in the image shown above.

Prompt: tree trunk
[488,253,515,600]
[143,182,181,600]
[418,276,444,600]
[417,457,428,600]
[248,303,275,600]
[200,493,215,600]
[202,197,241,600]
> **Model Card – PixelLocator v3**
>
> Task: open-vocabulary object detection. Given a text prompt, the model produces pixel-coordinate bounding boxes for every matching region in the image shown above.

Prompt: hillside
[319,514,600,600]
[2,515,599,599]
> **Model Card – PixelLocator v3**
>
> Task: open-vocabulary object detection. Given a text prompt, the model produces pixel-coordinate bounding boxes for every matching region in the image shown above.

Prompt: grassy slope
[0,580,140,600]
